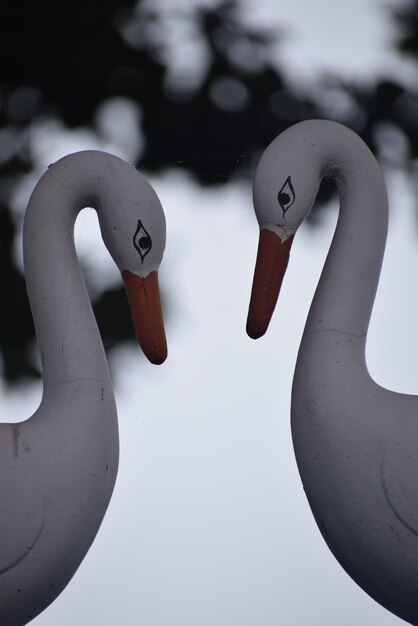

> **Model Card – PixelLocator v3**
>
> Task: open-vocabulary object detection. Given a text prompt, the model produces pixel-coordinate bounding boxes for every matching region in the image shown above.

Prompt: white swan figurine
[247,119,418,624]
[0,150,167,625]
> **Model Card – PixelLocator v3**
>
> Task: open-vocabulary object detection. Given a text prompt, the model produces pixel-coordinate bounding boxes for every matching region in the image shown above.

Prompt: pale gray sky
[244,0,415,85]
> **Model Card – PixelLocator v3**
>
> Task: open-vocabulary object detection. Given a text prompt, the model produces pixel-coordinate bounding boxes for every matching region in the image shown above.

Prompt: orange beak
[246,228,294,339]
[122,270,167,364]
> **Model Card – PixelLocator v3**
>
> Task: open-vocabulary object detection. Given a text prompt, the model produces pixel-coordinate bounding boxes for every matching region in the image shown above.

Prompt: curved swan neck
[303,125,389,344]
[23,152,121,403]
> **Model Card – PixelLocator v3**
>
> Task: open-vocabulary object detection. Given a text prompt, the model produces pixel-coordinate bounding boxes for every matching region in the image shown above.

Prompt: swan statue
[0,150,167,625]
[246,119,418,624]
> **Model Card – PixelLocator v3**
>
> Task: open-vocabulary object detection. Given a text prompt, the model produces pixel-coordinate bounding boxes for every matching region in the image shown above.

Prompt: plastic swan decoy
[247,120,418,625]
[0,151,167,625]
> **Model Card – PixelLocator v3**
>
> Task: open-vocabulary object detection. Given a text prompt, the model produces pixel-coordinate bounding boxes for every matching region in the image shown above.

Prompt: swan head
[98,165,168,364]
[246,121,322,339]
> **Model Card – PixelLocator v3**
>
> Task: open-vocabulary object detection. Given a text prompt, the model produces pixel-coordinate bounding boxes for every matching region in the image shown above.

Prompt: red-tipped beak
[122,270,167,365]
[246,228,294,339]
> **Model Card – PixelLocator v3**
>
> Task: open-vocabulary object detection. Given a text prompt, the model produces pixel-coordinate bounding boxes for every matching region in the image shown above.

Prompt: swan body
[0,150,167,625]
[247,120,418,624]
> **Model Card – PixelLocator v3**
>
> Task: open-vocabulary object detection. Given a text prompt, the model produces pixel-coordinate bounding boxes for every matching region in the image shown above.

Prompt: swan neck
[23,154,117,402]
[304,135,389,343]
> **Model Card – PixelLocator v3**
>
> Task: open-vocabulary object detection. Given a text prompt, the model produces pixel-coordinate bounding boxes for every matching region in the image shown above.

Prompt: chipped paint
[12,425,20,459]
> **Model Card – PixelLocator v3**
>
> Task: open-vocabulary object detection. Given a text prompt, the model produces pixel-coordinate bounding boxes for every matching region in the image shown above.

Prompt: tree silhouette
[0,0,417,384]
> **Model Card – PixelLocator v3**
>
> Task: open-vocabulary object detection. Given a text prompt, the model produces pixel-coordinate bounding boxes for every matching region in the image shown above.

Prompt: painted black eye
[139,235,151,250]
[278,176,295,215]
[133,220,152,262]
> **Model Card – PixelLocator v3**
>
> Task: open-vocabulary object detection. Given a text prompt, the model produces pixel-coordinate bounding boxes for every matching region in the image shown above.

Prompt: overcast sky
[3,0,416,624]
